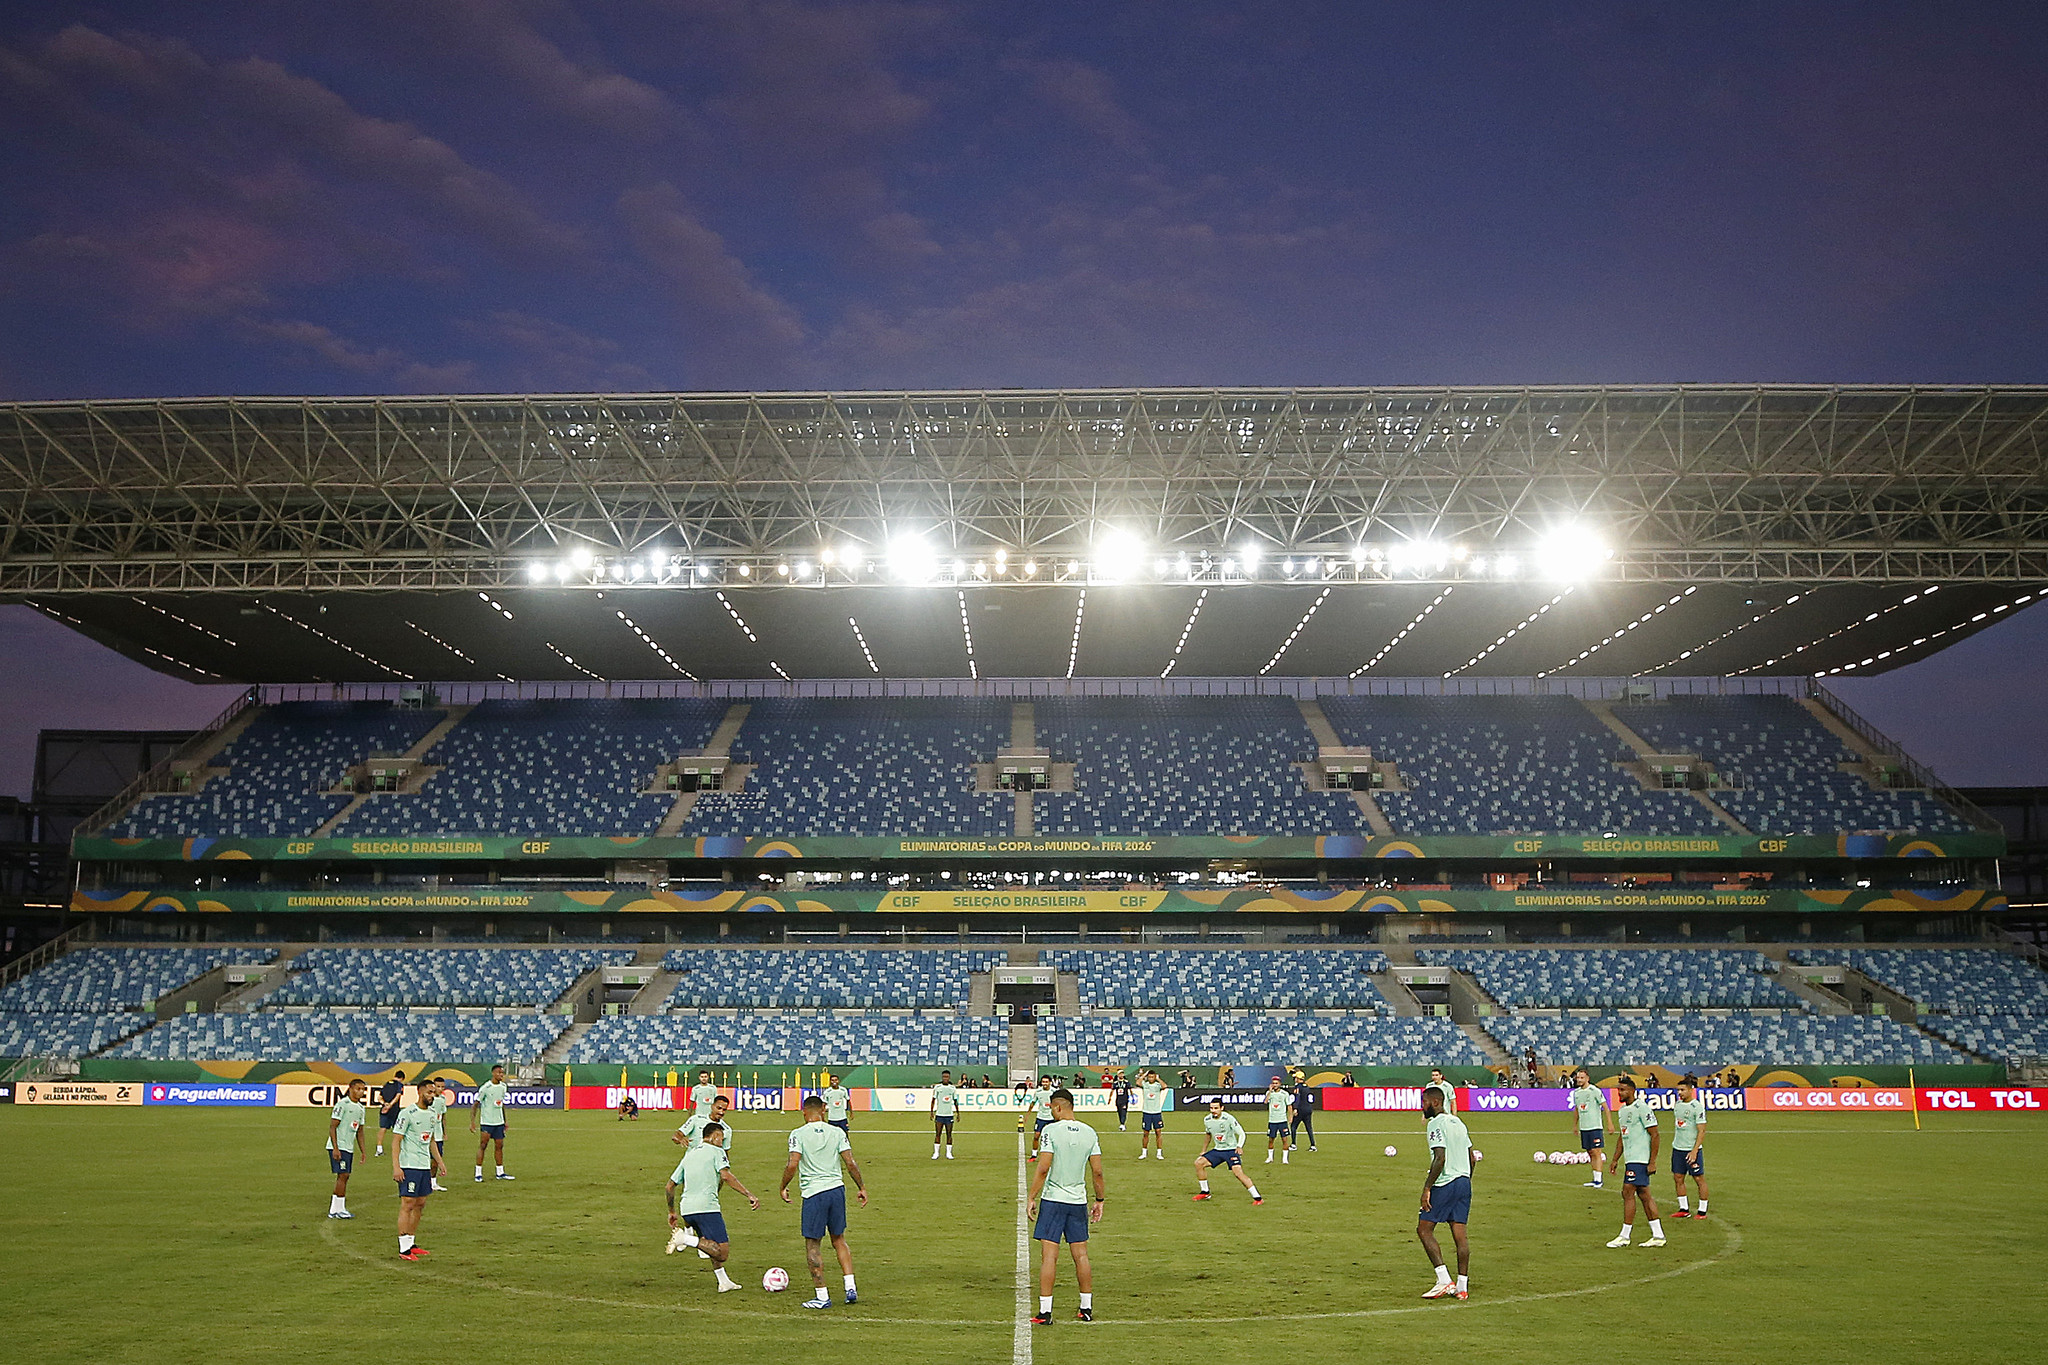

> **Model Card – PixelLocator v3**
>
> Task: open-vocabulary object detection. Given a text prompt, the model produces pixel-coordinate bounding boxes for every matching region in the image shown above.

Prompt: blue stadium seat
[1039,1013,1483,1067]
[271,947,636,1008]
[1483,1011,1964,1066]
[1787,948,2048,1015]
[1041,949,1392,1009]
[1419,948,1802,1009]
[0,946,278,1013]
[662,949,1005,1009]
[103,1009,569,1062]
[567,1013,1009,1066]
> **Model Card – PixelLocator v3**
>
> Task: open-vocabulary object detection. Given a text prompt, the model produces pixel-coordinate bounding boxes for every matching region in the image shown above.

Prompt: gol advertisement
[14,1080,143,1105]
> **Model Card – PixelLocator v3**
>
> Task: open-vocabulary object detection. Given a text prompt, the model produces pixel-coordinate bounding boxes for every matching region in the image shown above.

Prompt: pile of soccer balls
[1536,1149,1594,1165]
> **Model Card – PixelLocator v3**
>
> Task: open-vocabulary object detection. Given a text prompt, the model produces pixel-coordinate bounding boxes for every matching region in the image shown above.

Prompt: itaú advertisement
[871,1087,1128,1113]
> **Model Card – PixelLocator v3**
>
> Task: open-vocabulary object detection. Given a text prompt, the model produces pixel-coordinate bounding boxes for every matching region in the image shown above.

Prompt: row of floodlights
[527,529,1612,587]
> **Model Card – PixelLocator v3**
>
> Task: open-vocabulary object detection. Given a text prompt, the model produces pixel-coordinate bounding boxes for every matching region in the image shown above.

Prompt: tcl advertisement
[1915,1087,2045,1111]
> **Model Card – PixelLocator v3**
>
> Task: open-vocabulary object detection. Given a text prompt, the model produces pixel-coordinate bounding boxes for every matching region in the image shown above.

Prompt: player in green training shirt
[391,1083,444,1260]
[931,1069,960,1160]
[671,1094,736,1259]
[691,1069,720,1120]
[1191,1099,1262,1204]
[1569,1068,1608,1188]
[780,1095,869,1308]
[666,1121,760,1294]
[1263,1078,1292,1164]
[1606,1075,1666,1248]
[1417,1086,1473,1300]
[326,1077,369,1218]
[1027,1088,1106,1324]
[425,1078,451,1191]
[471,1063,515,1182]
[1028,1076,1057,1158]
[1669,1074,1710,1219]
[821,1074,852,1133]
[1137,1070,1167,1159]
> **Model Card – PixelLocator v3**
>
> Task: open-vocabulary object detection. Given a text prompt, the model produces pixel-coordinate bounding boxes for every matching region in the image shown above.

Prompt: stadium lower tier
[661,948,1009,1009]
[101,1009,570,1062]
[1919,1014,2048,1063]
[0,947,278,1012]
[564,1013,1010,1066]
[1480,1012,1966,1066]
[0,1011,158,1058]
[1038,1013,1484,1067]
[1787,948,2048,1015]
[1418,947,1804,1009]
[1042,948,1394,1010]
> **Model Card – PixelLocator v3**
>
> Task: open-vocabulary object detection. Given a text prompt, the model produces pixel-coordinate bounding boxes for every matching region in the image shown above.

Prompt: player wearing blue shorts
[375,1071,405,1155]
[781,1096,868,1309]
[326,1077,368,1218]
[471,1063,515,1182]
[931,1070,960,1160]
[1137,1071,1167,1158]
[390,1082,443,1260]
[1263,1078,1292,1164]
[821,1076,852,1133]
[1028,1077,1056,1157]
[666,1121,759,1294]
[1569,1069,1608,1188]
[1669,1074,1710,1218]
[1028,1088,1106,1324]
[1191,1100,1261,1204]
[1417,1085,1473,1300]
[1606,1076,1666,1248]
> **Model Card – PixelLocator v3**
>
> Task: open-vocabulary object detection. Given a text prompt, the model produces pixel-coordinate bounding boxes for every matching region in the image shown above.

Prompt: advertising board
[14,1080,142,1105]
[142,1082,274,1106]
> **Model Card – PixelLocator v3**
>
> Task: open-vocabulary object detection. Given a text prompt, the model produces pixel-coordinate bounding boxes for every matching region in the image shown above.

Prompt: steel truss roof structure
[4,385,2047,684]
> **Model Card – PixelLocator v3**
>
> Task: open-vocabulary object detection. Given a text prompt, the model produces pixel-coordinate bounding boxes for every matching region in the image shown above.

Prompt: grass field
[2,1104,2042,1363]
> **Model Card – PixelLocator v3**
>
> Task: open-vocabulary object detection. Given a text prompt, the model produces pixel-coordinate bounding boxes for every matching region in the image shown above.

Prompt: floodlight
[1092,530,1146,582]
[888,533,939,583]
[1534,528,1611,581]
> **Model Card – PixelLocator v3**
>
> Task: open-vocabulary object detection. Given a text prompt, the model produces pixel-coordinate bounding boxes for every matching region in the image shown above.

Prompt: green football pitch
[2,1105,2040,1363]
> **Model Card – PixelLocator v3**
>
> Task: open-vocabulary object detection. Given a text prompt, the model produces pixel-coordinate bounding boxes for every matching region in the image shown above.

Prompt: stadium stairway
[1010,702,1035,835]
[1756,945,1851,1015]
[214,945,304,1013]
[630,968,686,1014]
[540,1020,592,1066]
[1581,699,1749,834]
[1457,1021,1512,1068]
[1369,970,1425,1016]
[311,705,474,836]
[1796,697,1918,791]
[1009,1018,1037,1077]
[1296,698,1393,836]
[657,702,753,836]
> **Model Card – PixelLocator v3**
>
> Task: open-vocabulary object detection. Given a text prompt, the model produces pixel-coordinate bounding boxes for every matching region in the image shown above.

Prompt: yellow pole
[1910,1067,1921,1130]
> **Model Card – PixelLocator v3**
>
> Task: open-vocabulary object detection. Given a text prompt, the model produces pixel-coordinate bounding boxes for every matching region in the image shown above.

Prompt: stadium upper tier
[0,946,277,1012]
[1042,948,1392,1009]
[1420,948,1802,1009]
[568,1013,1009,1066]
[1480,1012,1965,1066]
[270,947,636,1008]
[97,693,1976,840]
[1787,948,2048,1015]
[662,949,1006,1009]
[1040,1014,1484,1067]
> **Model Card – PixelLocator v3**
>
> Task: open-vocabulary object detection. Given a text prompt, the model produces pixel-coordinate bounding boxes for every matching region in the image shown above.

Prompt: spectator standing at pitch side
[375,1070,405,1155]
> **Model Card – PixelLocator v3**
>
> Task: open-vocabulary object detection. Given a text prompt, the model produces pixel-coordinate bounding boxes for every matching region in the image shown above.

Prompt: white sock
[1434,1263,1452,1285]
[1699,1200,1708,1214]
[496,1165,505,1176]
[376,1145,384,1154]
[1649,1219,1664,1238]
[1455,1274,1467,1292]
[1039,1295,1052,1313]
[328,1195,344,1212]
[1264,1153,1273,1163]
[1198,1180,1209,1192]
[1592,1175,1603,1185]
[1282,1150,1289,1163]
[1246,1185,1260,1199]
[475,1166,484,1178]
[844,1274,855,1292]
[933,1144,940,1157]
[1678,1196,1689,1210]
[1078,1292,1092,1309]
[1616,1224,1631,1240]
[715,1267,737,1287]
[399,1234,414,1252]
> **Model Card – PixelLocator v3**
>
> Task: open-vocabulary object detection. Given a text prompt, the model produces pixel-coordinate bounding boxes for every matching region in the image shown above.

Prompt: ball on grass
[1533,1149,1547,1163]
[1471,1149,1483,1162]
[762,1267,790,1292]
[1383,1144,1398,1157]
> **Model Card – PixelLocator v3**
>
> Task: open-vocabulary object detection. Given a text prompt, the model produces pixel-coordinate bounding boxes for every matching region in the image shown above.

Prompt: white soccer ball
[1383,1145,1397,1157]
[1471,1149,1483,1162]
[1578,1152,1593,1165]
[762,1267,790,1293]
[1550,1151,1566,1164]
[1533,1149,1547,1162]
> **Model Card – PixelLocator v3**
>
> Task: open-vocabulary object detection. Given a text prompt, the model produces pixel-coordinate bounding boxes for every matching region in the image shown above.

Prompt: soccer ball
[1471,1149,1483,1162]
[762,1267,790,1292]
[1383,1145,1397,1157]
[1549,1151,1566,1164]
[1578,1152,1593,1165]
[1533,1149,1546,1162]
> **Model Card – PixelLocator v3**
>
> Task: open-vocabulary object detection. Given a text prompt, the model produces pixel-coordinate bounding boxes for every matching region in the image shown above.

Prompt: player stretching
[781,1095,869,1309]
[1027,1088,1106,1325]
[375,1070,405,1155]
[1606,1076,1666,1248]
[1669,1075,1710,1219]
[1263,1078,1291,1164]
[1417,1085,1473,1300]
[1191,1099,1262,1204]
[1137,1070,1167,1159]
[932,1069,959,1159]
[427,1078,451,1191]
[326,1077,369,1218]
[392,1082,443,1260]
[666,1121,759,1294]
[1028,1075,1056,1158]
[691,1069,720,1120]
[472,1063,515,1182]
[1569,1068,1607,1188]
[822,1074,852,1134]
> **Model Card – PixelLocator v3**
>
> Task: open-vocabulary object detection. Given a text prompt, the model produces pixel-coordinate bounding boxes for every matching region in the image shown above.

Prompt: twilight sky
[3,2,2047,798]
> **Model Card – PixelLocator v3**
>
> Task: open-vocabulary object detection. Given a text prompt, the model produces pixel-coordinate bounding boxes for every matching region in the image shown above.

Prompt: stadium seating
[1613,695,1972,834]
[270,947,636,1008]
[1041,949,1392,1009]
[340,698,727,837]
[1032,697,1361,835]
[1419,948,1802,1009]
[110,702,446,838]
[1787,948,2048,1015]
[0,947,278,1013]
[1481,1012,1966,1065]
[1919,1014,2048,1062]
[662,949,1006,1009]
[686,698,1012,836]
[0,1012,157,1059]
[566,1013,1009,1066]
[102,1009,569,1062]
[1038,1013,1485,1067]
[1318,695,1722,836]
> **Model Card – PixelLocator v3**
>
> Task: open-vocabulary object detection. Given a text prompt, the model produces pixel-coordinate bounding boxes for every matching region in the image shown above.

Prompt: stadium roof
[4,385,2046,684]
